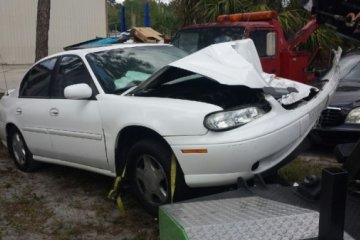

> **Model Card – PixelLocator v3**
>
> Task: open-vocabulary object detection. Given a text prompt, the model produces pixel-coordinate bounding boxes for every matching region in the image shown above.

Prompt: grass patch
[2,191,53,234]
[278,157,340,184]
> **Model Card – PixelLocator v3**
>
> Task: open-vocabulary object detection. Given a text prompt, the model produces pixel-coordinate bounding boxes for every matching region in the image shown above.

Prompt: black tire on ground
[127,139,186,216]
[8,128,40,172]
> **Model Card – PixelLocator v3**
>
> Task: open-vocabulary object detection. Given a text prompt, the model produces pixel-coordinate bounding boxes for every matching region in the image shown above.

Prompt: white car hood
[170,39,269,88]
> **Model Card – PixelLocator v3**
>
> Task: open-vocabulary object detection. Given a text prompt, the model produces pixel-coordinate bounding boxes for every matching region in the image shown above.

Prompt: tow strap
[108,153,178,216]
[170,154,177,203]
[108,165,127,217]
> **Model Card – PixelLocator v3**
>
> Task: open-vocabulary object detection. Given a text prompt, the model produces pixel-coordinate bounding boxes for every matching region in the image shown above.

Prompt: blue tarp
[82,38,120,46]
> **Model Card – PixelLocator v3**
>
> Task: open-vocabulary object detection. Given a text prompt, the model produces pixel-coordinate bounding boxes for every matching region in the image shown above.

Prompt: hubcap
[12,133,26,165]
[135,154,168,206]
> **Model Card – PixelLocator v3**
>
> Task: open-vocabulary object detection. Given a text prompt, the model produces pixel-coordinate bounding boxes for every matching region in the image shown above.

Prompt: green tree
[151,2,181,36]
[107,0,116,5]
[110,0,180,36]
[170,0,198,25]
[107,2,120,32]
[171,0,342,52]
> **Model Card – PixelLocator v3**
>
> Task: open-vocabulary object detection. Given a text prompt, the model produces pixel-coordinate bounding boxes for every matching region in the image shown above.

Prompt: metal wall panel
[0,0,38,64]
[48,0,107,55]
[0,0,107,64]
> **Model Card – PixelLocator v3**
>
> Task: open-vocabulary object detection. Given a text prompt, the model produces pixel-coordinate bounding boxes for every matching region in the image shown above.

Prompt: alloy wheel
[135,154,169,206]
[12,133,26,165]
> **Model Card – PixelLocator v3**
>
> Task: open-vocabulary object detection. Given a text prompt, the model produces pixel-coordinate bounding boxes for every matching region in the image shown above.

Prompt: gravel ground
[0,140,339,240]
[0,144,158,240]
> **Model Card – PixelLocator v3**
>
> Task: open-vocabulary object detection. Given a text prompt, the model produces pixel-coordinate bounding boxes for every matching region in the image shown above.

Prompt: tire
[127,139,185,216]
[8,128,39,172]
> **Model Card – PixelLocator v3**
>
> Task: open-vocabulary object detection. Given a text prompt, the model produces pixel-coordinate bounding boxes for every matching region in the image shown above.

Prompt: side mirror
[266,32,276,56]
[64,83,93,100]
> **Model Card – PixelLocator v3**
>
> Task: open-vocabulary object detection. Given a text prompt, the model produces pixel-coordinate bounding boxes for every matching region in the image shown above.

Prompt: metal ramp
[159,195,354,240]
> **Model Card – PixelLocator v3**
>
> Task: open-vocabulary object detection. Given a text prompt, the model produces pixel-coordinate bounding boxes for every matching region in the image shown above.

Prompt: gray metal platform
[161,196,354,240]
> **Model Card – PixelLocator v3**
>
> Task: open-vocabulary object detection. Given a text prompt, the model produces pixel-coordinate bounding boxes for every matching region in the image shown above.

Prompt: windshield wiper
[114,81,143,95]
[114,86,136,94]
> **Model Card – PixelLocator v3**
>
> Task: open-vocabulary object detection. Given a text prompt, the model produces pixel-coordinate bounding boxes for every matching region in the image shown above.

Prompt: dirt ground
[0,141,338,240]
[0,144,158,240]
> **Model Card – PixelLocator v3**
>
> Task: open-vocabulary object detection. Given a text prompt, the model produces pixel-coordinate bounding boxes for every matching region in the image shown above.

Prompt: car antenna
[0,54,9,92]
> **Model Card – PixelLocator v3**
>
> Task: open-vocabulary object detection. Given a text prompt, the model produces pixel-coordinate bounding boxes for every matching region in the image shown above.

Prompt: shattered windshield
[86,46,187,94]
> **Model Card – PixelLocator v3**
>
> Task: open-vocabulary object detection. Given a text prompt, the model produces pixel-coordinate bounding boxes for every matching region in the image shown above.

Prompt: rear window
[173,27,245,53]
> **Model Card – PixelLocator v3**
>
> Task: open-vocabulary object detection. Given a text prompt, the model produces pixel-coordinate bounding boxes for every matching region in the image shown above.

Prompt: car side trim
[48,129,103,141]
[33,155,115,176]
[23,127,48,134]
[23,127,103,141]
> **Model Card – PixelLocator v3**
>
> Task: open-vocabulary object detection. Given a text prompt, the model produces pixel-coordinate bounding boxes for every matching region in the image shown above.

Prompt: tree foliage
[107,2,120,32]
[169,0,342,52]
[107,0,180,36]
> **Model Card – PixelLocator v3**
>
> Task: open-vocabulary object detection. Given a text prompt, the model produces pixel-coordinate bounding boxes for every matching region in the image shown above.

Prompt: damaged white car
[0,39,341,214]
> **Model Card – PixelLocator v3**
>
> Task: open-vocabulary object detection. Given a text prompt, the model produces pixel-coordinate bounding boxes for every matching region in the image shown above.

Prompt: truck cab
[172,11,318,83]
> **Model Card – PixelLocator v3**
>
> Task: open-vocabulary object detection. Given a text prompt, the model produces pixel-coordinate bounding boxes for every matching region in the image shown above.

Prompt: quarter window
[51,56,97,98]
[20,58,57,98]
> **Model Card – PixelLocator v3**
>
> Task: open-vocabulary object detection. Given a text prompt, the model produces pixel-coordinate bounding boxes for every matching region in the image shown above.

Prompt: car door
[15,58,57,158]
[47,55,108,169]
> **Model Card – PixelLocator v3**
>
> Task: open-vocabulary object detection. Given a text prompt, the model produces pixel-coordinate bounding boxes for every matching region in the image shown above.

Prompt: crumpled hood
[169,39,269,88]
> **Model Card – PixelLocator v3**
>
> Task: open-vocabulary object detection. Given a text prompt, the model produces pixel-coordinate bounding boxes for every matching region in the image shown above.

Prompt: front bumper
[166,49,341,188]
[166,92,330,187]
[168,120,306,187]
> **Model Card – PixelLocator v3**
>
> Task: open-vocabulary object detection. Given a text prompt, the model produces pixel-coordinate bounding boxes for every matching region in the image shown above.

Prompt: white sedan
[0,40,341,214]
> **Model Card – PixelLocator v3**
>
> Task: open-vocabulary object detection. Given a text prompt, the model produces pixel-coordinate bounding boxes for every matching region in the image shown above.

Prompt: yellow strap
[108,164,127,216]
[170,154,177,203]
[116,195,126,217]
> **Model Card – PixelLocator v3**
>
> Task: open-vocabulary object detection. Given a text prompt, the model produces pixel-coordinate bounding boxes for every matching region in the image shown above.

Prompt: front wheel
[127,139,184,216]
[9,128,39,172]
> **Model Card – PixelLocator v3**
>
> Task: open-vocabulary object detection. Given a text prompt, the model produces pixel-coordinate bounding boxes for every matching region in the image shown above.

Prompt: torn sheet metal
[170,39,269,89]
[171,39,342,106]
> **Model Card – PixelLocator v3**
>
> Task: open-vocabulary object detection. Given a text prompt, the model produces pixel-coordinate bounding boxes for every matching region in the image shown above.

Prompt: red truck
[172,11,319,83]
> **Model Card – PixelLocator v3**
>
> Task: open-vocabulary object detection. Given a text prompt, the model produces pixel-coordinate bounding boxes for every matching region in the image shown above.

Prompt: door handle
[15,108,22,115]
[49,108,59,116]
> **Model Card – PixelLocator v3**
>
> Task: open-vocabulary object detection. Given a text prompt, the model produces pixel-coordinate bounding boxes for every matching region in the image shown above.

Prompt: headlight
[204,106,265,131]
[345,107,360,124]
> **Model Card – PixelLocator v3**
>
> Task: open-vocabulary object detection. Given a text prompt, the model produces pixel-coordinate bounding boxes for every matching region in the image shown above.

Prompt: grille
[318,107,344,127]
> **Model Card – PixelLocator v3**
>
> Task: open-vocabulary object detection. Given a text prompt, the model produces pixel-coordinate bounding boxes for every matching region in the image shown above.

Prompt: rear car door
[16,58,57,158]
[47,55,108,169]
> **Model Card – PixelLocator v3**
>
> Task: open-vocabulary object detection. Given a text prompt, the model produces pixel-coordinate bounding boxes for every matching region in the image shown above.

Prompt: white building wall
[0,0,38,64]
[49,0,107,55]
[0,0,107,64]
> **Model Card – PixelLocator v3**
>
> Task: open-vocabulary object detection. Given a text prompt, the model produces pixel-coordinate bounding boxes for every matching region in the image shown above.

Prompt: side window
[20,58,57,98]
[249,30,275,57]
[51,56,97,98]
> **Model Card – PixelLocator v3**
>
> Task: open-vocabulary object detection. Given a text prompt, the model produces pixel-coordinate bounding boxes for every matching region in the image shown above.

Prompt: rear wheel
[9,128,39,172]
[127,139,184,216]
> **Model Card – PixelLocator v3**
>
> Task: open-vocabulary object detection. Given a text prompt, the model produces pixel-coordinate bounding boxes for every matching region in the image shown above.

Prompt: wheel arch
[115,125,172,176]
[5,123,20,146]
